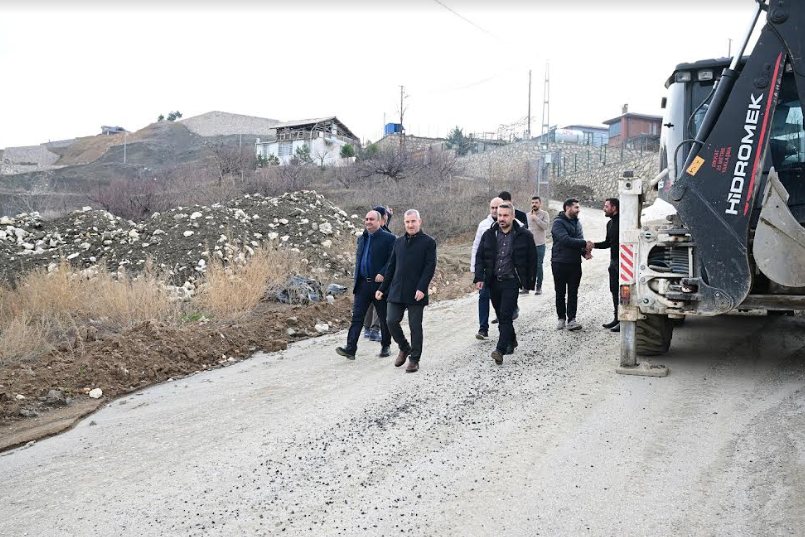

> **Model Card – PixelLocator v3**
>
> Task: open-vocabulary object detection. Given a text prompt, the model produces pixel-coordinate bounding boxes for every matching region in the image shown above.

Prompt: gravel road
[2,207,805,536]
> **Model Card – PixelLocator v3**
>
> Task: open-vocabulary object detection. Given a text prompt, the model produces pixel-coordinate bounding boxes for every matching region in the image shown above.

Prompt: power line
[431,0,502,42]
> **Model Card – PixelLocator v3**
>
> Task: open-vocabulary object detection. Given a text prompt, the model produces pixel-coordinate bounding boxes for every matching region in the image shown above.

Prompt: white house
[255,116,359,166]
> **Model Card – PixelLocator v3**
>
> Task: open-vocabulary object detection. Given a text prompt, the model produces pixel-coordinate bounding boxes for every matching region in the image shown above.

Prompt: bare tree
[86,177,177,219]
[357,145,420,183]
[423,149,462,182]
[209,143,247,185]
[311,140,335,168]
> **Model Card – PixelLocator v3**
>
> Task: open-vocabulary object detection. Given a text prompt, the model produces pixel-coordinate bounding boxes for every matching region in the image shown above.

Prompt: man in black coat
[376,209,437,373]
[362,205,394,341]
[551,198,590,331]
[593,198,620,332]
[336,210,396,360]
[498,191,528,229]
[474,203,537,365]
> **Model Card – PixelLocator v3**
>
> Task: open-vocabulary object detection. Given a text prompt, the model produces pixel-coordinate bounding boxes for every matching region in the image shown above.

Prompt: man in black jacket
[336,210,396,360]
[362,205,394,341]
[498,191,528,229]
[593,198,620,332]
[474,203,537,365]
[376,209,437,373]
[551,198,590,331]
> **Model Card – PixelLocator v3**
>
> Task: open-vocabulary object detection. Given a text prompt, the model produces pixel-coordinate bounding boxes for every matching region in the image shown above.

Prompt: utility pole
[527,69,532,139]
[123,132,127,164]
[398,85,407,150]
[239,133,243,182]
[541,61,550,137]
[728,38,733,57]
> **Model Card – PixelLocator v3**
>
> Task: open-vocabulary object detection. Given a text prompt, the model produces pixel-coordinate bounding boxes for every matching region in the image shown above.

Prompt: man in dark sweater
[474,203,537,364]
[550,198,590,331]
[593,198,620,332]
[498,191,528,229]
[336,210,396,360]
[376,209,437,373]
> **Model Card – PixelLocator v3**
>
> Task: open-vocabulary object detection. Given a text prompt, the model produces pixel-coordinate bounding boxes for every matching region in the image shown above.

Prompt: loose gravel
[2,208,804,536]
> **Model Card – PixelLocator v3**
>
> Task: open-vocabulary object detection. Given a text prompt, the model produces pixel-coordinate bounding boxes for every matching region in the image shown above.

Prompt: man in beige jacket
[527,196,551,294]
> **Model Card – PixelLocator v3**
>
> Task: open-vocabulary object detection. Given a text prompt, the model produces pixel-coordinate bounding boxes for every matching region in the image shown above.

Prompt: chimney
[622,103,629,114]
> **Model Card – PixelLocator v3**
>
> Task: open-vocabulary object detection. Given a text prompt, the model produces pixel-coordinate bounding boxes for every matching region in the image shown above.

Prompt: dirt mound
[180,111,280,137]
[0,190,362,285]
[552,182,598,204]
[49,134,126,166]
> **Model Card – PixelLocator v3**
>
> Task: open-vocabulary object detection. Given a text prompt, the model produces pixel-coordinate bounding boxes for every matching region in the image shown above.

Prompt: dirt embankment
[0,191,475,450]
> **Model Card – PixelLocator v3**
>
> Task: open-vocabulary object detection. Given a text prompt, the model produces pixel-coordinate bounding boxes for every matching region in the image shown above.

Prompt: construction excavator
[618,0,805,375]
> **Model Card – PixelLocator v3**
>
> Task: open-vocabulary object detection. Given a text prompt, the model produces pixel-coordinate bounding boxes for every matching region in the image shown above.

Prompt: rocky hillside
[0,191,362,286]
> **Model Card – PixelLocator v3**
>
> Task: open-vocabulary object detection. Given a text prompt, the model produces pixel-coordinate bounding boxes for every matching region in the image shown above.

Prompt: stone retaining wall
[551,153,660,204]
[454,138,659,202]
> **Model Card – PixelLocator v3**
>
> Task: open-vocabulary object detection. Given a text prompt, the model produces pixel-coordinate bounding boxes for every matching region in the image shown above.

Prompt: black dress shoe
[610,323,620,333]
[491,318,499,324]
[602,318,619,329]
[476,329,489,340]
[491,349,503,365]
[379,345,391,357]
[336,347,356,360]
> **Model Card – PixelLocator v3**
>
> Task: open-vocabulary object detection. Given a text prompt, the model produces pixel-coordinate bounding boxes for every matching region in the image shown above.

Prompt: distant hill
[0,112,282,216]
[180,111,280,137]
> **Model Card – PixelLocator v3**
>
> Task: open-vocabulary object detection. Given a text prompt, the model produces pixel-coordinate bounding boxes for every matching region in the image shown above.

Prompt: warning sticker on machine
[687,155,705,176]
[711,146,732,174]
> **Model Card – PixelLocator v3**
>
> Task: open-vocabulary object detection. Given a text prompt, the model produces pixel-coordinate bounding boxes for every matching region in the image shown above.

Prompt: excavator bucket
[753,167,805,287]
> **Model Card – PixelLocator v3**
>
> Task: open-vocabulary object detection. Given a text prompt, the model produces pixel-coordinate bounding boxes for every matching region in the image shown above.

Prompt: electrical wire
[431,0,503,42]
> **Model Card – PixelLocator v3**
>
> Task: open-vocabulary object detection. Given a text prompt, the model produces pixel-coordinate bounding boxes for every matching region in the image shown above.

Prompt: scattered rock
[88,388,103,399]
[314,323,329,333]
[0,191,356,286]
[44,389,67,406]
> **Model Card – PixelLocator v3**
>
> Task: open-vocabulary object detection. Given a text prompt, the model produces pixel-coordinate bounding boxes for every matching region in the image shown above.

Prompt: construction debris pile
[0,191,362,286]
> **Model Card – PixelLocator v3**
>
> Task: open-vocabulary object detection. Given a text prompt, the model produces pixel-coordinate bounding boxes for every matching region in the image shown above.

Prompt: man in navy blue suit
[337,210,396,360]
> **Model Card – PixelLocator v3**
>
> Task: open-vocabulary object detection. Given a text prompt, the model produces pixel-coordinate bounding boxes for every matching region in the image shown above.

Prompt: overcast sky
[1,0,761,148]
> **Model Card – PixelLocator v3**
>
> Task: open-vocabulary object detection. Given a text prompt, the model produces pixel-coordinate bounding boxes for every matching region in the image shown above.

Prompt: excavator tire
[636,314,673,356]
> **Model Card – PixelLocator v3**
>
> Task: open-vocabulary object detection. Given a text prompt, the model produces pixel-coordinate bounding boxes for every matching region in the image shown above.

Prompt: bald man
[336,210,396,360]
[471,197,502,340]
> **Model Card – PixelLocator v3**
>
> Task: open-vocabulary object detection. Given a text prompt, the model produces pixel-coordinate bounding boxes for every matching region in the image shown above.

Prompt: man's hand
[476,281,484,290]
[374,274,384,283]
[375,290,384,300]
[385,206,393,216]
[414,290,425,301]
[586,240,594,252]
[584,252,593,260]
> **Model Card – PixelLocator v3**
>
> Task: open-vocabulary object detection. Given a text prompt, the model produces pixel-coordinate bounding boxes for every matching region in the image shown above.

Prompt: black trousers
[346,279,390,352]
[608,263,618,319]
[489,278,520,353]
[386,301,425,362]
[552,262,582,321]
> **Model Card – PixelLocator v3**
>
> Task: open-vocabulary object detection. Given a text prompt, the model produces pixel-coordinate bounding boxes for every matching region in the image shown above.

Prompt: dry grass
[0,259,178,364]
[196,245,301,319]
[0,311,52,364]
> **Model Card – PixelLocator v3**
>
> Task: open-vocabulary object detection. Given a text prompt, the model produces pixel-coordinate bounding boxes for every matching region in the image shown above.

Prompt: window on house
[609,122,622,137]
[278,142,293,157]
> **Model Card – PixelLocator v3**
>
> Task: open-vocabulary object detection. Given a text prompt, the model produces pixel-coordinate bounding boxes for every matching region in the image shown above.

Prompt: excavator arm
[670,0,805,314]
